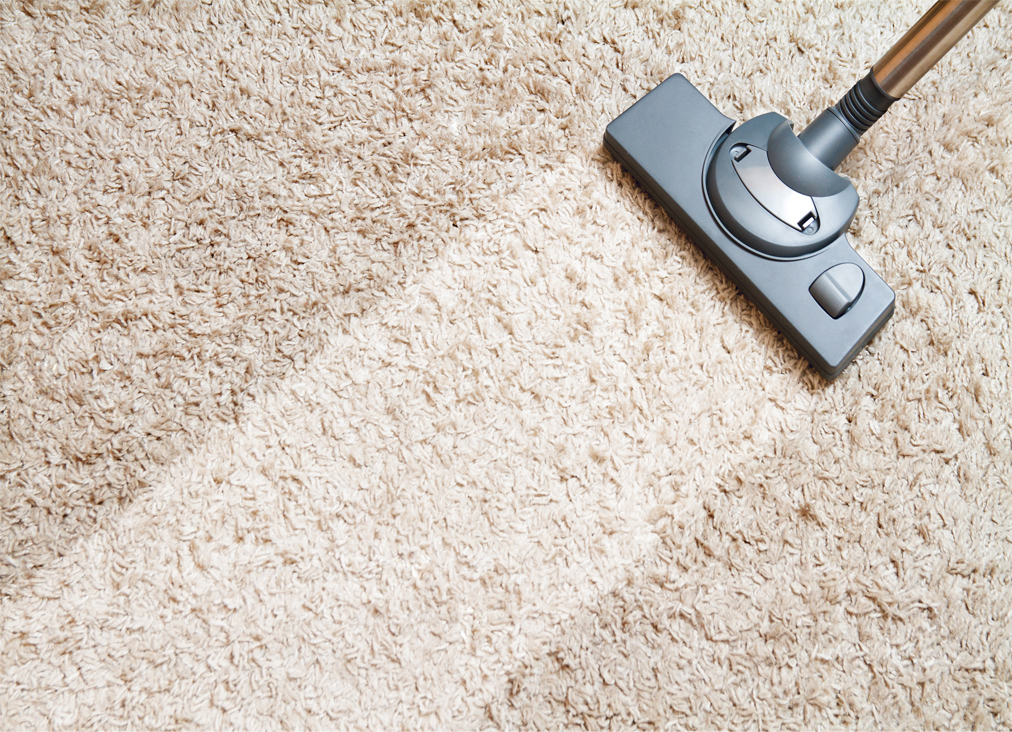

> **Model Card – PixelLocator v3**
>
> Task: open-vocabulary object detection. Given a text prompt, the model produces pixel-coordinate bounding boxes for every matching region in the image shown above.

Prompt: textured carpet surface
[2,0,1011,728]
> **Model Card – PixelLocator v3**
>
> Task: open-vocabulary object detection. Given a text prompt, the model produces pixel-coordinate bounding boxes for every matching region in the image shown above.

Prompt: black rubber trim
[835,73,897,134]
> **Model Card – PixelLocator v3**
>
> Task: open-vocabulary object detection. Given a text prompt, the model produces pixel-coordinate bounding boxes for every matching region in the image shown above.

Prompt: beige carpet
[2,0,1010,728]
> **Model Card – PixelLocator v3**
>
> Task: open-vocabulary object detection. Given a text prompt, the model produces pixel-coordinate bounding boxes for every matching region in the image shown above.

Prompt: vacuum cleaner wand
[604,1,999,379]
[801,0,1000,170]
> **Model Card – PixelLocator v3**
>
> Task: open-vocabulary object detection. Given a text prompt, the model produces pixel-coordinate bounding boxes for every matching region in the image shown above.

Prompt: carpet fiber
[2,0,1010,728]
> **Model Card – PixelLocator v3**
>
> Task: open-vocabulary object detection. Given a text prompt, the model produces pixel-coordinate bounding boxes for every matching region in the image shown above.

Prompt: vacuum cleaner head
[605,75,893,380]
[605,1,997,380]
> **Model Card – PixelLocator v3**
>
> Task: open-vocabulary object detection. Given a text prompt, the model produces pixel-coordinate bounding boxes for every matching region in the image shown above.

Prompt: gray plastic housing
[799,108,863,171]
[604,74,894,380]
[706,114,860,257]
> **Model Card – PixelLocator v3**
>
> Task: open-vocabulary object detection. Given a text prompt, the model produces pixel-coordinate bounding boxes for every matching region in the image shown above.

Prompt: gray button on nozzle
[810,263,865,318]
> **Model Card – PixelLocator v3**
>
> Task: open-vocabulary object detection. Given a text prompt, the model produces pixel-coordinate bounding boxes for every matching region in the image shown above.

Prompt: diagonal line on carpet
[1,1,1010,729]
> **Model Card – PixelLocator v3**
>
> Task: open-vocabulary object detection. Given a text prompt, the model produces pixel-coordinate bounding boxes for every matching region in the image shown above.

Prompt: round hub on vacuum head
[705,113,859,258]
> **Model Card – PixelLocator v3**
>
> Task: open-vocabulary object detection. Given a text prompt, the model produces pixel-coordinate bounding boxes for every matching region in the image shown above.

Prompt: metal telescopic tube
[872,0,1001,99]
[798,0,1000,169]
